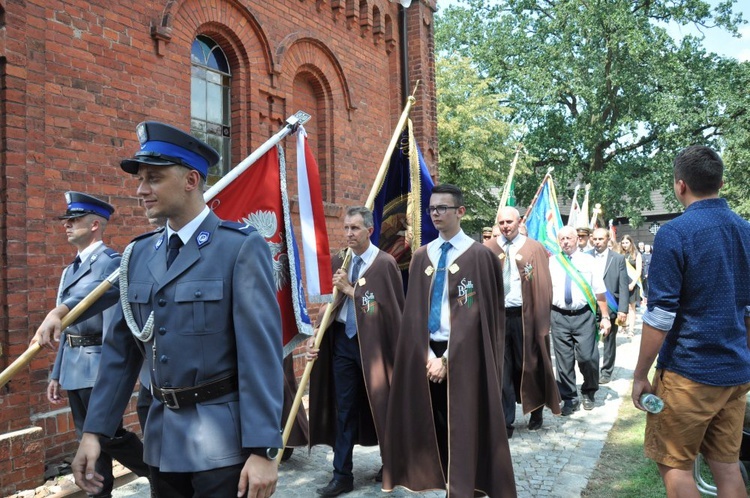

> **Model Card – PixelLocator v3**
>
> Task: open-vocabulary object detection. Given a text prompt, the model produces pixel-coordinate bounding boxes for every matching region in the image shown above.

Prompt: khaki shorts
[644,369,750,470]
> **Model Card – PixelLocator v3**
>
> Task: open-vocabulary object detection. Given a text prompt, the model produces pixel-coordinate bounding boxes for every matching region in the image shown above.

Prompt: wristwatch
[250,447,281,460]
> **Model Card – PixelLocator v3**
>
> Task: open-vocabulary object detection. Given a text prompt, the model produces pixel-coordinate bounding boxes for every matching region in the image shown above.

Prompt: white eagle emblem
[241,210,289,291]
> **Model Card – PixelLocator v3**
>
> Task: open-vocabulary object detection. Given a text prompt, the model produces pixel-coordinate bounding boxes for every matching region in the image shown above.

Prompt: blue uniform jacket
[84,211,284,472]
[51,244,121,390]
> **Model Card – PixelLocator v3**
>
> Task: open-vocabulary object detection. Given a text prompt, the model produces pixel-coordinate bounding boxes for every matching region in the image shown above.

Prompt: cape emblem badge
[457,278,475,308]
[425,265,434,276]
[361,290,377,315]
[523,262,534,281]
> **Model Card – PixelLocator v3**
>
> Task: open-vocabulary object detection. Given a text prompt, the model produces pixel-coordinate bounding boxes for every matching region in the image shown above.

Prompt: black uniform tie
[166,234,183,269]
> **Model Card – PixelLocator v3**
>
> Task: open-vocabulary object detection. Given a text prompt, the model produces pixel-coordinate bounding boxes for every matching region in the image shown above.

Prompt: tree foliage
[435,0,749,225]
[436,53,523,233]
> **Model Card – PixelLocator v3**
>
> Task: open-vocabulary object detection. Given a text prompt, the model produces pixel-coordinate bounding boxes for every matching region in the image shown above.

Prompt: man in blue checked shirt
[632,145,750,497]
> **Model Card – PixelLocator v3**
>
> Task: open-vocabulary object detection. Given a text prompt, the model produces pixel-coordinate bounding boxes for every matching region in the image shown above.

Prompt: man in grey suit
[70,122,284,498]
[34,192,149,498]
[590,228,629,384]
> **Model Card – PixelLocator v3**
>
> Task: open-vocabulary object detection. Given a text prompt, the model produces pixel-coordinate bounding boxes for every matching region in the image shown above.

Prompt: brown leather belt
[67,334,103,347]
[151,374,238,410]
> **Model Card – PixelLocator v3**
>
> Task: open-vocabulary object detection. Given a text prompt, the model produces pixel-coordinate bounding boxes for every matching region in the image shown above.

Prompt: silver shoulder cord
[120,241,154,342]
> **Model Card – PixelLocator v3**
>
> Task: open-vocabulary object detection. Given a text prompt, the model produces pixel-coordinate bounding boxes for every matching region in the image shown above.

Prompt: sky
[436,0,750,62]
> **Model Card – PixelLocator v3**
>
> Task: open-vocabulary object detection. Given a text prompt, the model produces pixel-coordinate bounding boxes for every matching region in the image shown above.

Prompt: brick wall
[0,0,437,493]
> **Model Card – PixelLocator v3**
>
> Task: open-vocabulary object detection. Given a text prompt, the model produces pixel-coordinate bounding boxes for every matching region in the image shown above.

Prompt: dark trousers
[502,312,543,427]
[429,340,448,476]
[149,462,244,498]
[68,388,149,497]
[599,317,620,379]
[550,310,599,400]
[332,324,364,484]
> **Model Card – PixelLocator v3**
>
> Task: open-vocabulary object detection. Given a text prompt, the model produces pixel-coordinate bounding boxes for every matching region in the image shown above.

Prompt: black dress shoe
[582,394,595,410]
[561,399,581,416]
[316,478,354,496]
[375,466,383,482]
[599,376,611,385]
[527,416,543,431]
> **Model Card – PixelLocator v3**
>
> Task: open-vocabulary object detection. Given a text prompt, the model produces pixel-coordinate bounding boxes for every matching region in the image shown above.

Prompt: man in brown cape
[307,206,404,496]
[486,206,560,436]
[383,184,516,498]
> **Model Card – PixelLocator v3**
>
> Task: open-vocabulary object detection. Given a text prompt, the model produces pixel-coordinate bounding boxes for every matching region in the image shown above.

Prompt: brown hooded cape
[308,249,404,449]
[484,236,561,415]
[383,242,516,498]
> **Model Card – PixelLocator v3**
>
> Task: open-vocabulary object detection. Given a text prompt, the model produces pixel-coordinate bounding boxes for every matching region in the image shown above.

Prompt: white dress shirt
[549,250,606,310]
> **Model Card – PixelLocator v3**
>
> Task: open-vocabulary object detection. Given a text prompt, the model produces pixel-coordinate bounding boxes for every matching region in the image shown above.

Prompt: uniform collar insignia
[425,265,435,276]
[155,234,165,250]
[449,263,460,274]
[196,230,211,247]
[90,254,97,263]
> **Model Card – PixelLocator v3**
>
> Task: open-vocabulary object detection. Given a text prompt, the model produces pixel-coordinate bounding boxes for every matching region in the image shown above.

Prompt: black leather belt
[151,374,238,410]
[67,334,103,347]
[505,306,522,317]
[551,305,590,316]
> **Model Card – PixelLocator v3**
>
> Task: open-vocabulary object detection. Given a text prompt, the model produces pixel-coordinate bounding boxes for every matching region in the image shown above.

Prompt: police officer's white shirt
[427,229,473,359]
[166,206,211,245]
[77,240,104,266]
[549,250,606,310]
[498,234,525,308]
[335,242,379,324]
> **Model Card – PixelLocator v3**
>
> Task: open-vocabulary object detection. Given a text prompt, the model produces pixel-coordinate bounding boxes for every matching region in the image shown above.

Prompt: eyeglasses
[426,205,459,215]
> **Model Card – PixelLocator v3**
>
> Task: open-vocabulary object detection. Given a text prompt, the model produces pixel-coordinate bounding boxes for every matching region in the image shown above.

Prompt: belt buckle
[67,335,75,347]
[161,388,180,409]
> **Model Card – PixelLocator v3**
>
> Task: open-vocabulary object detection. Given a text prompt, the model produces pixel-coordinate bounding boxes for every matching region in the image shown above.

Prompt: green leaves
[436,0,749,225]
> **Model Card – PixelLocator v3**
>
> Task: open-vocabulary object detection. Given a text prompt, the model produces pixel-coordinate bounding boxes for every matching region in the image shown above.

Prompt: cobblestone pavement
[112,316,645,498]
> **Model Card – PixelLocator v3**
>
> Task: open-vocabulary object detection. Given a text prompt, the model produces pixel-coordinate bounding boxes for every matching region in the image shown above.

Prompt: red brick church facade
[0,0,438,493]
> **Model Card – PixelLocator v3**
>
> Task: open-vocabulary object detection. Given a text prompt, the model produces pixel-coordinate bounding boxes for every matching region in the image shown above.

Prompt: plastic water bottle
[640,393,664,414]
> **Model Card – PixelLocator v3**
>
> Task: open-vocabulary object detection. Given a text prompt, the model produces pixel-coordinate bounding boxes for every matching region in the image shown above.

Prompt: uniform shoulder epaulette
[219,220,257,235]
[130,226,165,243]
[102,247,121,258]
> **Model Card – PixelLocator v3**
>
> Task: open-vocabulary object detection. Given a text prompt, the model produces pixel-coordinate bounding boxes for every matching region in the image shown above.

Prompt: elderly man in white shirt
[549,226,610,415]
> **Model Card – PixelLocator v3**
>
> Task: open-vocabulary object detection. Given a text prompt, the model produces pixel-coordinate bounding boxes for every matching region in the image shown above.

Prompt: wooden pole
[0,271,119,390]
[496,145,523,220]
[278,84,420,461]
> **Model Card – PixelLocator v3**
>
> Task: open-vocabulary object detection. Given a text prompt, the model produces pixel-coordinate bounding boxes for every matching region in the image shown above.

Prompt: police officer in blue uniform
[71,122,284,498]
[34,192,149,498]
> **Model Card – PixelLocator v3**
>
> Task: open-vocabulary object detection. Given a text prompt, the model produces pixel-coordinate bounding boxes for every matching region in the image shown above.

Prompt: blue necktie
[564,254,573,307]
[344,256,364,338]
[428,242,452,333]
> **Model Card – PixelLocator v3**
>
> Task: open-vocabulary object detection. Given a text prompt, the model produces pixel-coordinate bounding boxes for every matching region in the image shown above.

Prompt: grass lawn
[581,388,665,497]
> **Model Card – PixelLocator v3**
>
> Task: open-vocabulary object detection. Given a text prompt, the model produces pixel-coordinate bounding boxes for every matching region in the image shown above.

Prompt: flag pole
[496,144,523,220]
[520,167,554,224]
[0,112,312,391]
[279,83,420,461]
